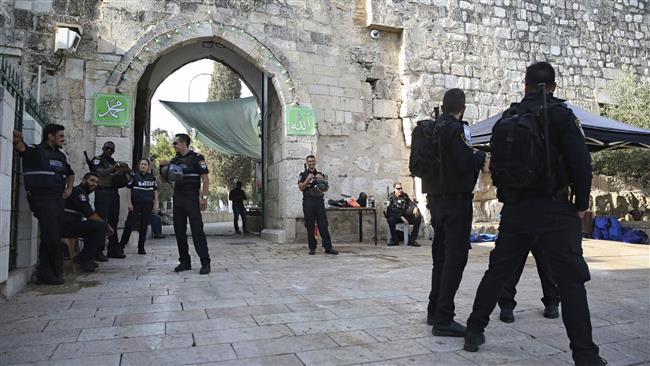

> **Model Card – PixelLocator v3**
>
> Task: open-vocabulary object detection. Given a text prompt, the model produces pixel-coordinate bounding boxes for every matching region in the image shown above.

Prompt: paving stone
[0,329,81,348]
[205,304,291,318]
[296,339,431,365]
[361,352,477,365]
[44,316,115,331]
[114,309,207,326]
[197,354,304,366]
[194,324,294,346]
[366,324,432,342]
[165,316,257,334]
[254,309,339,325]
[327,330,378,346]
[14,354,121,366]
[70,296,153,309]
[233,334,338,358]
[0,319,48,335]
[456,337,563,365]
[78,322,165,341]
[0,343,58,364]
[121,344,236,366]
[288,316,398,335]
[244,295,309,306]
[95,303,182,317]
[51,334,193,359]
[181,299,249,310]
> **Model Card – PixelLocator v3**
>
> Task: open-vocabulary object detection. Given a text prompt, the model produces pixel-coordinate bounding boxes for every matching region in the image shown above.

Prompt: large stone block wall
[2,0,648,242]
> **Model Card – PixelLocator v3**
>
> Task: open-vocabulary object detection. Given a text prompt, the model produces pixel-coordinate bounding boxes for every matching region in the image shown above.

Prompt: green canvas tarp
[161,97,261,159]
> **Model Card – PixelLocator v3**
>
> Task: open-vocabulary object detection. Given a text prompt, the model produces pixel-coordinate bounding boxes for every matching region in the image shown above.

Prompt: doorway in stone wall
[131,39,282,234]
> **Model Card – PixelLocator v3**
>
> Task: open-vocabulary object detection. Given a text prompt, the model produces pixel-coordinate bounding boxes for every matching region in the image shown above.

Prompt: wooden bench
[62,238,79,273]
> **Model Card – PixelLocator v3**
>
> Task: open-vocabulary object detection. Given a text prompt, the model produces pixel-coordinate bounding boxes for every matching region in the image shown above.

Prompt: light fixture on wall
[54,25,82,53]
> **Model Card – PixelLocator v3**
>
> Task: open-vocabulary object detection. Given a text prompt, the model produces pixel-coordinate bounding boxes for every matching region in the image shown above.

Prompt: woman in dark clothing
[119,159,158,254]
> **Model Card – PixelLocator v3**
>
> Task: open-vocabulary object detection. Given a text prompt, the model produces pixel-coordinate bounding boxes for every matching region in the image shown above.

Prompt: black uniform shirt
[19,142,74,195]
[170,151,209,194]
[63,185,95,223]
[298,169,322,200]
[229,188,247,208]
[386,192,413,219]
[431,113,486,195]
[90,155,117,188]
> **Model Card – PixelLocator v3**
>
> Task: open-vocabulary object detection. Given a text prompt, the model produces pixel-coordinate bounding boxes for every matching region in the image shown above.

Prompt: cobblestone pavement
[1,236,648,366]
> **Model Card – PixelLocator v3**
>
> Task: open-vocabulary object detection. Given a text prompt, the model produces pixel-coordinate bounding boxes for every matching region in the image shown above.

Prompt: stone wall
[2,0,648,243]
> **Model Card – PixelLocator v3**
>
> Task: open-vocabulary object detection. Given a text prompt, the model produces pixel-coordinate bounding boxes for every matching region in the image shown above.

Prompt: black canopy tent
[470,103,650,152]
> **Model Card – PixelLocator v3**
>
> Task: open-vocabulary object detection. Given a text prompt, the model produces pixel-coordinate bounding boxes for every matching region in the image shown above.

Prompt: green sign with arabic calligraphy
[93,93,131,127]
[286,105,316,136]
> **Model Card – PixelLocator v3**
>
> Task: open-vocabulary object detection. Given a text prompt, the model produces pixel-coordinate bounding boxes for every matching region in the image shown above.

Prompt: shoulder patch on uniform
[79,193,87,202]
[199,160,207,169]
[92,158,100,165]
[575,118,585,136]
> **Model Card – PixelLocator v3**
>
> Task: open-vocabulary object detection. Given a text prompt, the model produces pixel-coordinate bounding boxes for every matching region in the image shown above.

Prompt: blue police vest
[23,143,68,193]
[131,172,156,202]
[170,152,201,193]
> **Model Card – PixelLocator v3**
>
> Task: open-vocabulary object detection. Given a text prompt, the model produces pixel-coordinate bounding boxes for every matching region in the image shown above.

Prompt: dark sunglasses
[395,187,403,190]
[173,141,178,146]
[103,146,114,151]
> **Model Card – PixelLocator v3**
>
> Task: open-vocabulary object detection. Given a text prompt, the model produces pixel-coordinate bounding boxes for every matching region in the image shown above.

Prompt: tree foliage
[148,128,176,205]
[592,74,650,186]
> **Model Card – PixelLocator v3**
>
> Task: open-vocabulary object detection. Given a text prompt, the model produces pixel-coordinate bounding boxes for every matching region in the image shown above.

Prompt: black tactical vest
[131,172,156,202]
[23,143,68,194]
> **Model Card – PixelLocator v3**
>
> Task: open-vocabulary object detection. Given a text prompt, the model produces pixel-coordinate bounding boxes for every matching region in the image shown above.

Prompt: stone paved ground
[1,235,648,366]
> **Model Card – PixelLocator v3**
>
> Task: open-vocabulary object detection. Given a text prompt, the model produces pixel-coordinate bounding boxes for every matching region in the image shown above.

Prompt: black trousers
[303,198,332,250]
[173,194,210,265]
[62,219,106,263]
[427,196,473,326]
[27,194,64,280]
[498,245,560,310]
[467,203,599,365]
[95,189,120,254]
[387,214,422,242]
[233,205,247,233]
[119,201,153,248]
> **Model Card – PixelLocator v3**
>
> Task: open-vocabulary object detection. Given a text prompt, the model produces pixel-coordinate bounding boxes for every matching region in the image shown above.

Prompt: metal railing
[1,56,49,270]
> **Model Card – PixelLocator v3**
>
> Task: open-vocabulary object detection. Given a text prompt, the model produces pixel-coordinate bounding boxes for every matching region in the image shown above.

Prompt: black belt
[430,193,473,199]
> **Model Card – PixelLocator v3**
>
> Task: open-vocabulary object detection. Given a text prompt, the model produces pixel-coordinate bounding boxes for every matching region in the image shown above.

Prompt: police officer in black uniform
[498,247,559,323]
[119,159,158,255]
[62,172,113,272]
[298,155,338,256]
[464,62,604,366]
[13,124,74,285]
[427,89,486,336]
[90,141,128,260]
[161,133,211,275]
[229,181,248,234]
[385,182,422,246]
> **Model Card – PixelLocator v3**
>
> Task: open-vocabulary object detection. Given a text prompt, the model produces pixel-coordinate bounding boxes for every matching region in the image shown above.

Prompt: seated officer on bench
[62,172,114,272]
[385,182,421,246]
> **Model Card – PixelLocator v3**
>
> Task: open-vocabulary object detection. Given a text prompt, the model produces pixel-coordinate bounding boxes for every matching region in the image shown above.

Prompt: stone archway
[103,14,312,241]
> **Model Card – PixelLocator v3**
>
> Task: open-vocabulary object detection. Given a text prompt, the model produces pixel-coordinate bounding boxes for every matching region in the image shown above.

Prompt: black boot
[543,304,559,319]
[174,262,191,272]
[199,263,211,275]
[499,308,515,323]
[432,320,466,337]
[137,246,146,255]
[463,330,485,352]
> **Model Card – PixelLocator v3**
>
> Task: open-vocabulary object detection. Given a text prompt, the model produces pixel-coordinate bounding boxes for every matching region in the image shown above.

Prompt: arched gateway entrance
[105,16,311,242]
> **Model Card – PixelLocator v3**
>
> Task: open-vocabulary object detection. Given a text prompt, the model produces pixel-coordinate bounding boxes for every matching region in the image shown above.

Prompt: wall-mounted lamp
[54,25,82,54]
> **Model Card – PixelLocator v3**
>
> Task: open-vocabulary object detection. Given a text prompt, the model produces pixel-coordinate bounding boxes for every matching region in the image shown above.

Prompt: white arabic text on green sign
[93,93,131,127]
[286,105,316,136]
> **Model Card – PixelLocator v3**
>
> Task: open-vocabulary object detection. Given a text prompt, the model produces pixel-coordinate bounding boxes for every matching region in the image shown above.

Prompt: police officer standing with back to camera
[463,62,604,366]
[298,155,338,256]
[160,133,211,275]
[90,141,129,260]
[13,124,75,285]
[426,89,487,337]
[62,172,113,272]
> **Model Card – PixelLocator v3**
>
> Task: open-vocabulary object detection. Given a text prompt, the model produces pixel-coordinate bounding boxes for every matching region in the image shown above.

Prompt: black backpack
[490,101,559,191]
[409,119,440,179]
